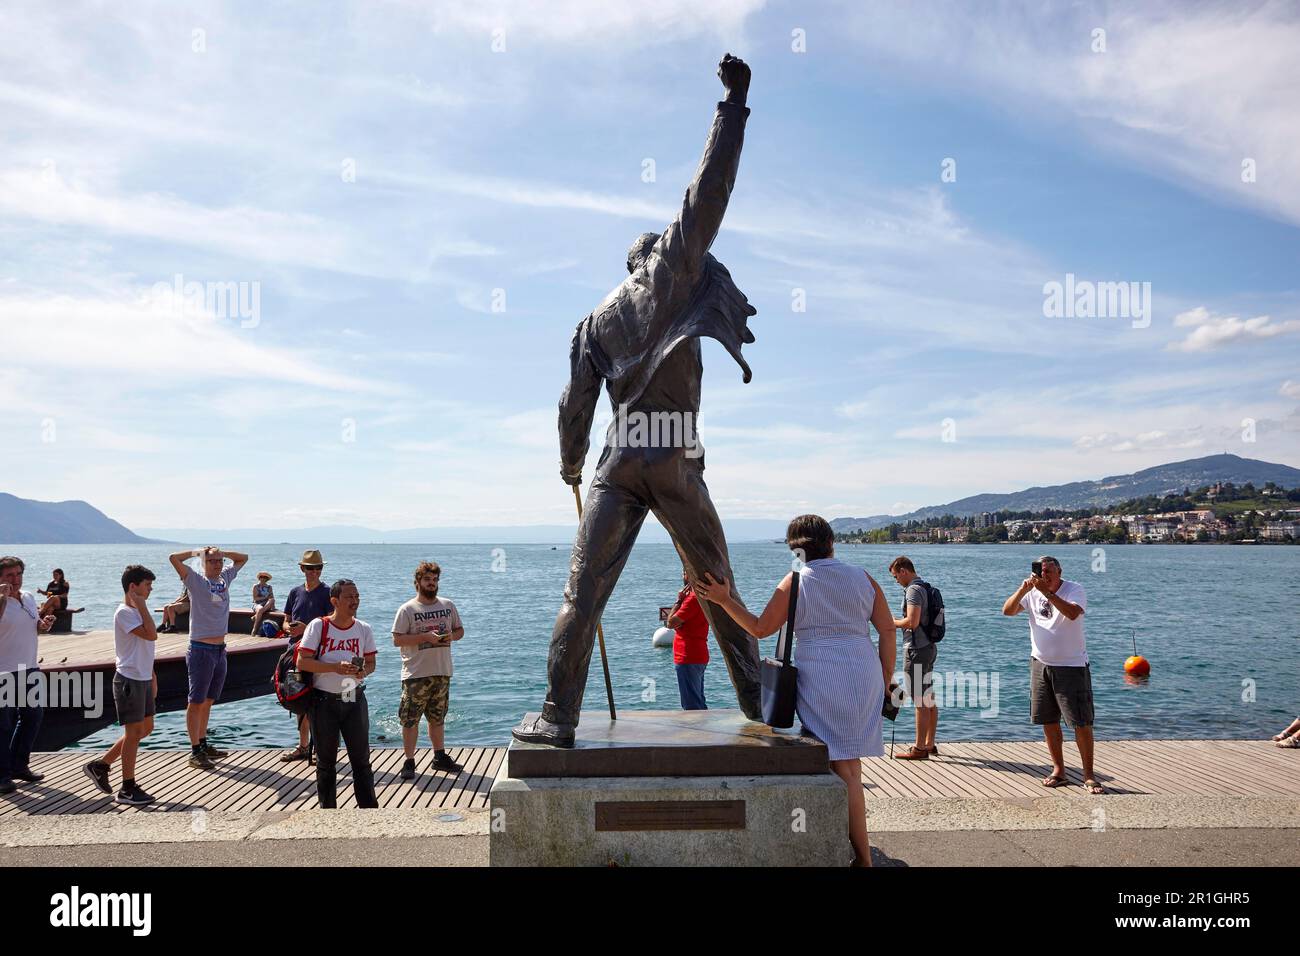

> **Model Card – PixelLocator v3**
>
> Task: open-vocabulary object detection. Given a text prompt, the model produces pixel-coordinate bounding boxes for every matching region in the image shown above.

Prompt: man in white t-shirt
[1002,554,1102,794]
[392,561,465,780]
[296,579,379,809]
[0,556,55,794]
[83,565,160,806]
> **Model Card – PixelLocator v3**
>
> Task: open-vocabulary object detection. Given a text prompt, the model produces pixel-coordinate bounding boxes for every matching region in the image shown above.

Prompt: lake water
[6,541,1298,750]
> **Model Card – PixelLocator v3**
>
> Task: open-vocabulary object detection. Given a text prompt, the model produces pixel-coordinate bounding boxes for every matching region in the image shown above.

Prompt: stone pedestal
[490,710,848,867]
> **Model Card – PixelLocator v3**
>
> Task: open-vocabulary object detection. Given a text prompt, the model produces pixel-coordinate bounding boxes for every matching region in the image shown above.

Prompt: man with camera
[1002,555,1103,794]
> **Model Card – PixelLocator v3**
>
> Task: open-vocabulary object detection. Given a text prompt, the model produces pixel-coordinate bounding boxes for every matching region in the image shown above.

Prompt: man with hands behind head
[169,546,247,770]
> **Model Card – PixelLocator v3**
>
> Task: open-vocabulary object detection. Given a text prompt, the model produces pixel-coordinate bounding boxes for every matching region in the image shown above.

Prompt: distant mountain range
[0,494,157,544]
[133,519,790,545]
[6,453,1297,544]
[829,454,1300,534]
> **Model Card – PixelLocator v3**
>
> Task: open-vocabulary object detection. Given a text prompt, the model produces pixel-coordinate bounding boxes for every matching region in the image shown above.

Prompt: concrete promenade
[2,739,1296,866]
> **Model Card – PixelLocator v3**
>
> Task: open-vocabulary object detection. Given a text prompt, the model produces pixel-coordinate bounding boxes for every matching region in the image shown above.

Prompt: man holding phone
[392,561,464,780]
[1002,555,1103,794]
[0,556,56,795]
[296,579,378,809]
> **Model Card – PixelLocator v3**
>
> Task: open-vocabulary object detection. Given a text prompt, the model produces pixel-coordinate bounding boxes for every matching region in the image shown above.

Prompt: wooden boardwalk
[860,739,1300,800]
[4,747,504,816]
[2,739,1294,816]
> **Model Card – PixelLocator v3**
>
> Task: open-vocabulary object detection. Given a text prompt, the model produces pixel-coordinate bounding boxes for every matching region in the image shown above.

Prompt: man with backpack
[889,556,943,759]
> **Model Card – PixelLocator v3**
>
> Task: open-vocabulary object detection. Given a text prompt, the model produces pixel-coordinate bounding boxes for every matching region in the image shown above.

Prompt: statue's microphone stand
[573,483,617,720]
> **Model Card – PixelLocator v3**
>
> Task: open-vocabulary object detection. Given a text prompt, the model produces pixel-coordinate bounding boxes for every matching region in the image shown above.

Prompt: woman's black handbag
[760,571,800,728]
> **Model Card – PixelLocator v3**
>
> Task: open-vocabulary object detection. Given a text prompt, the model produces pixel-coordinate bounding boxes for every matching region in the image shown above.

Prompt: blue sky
[2,0,1298,532]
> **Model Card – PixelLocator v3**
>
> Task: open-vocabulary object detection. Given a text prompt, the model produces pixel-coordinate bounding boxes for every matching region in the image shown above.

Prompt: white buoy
[652,626,674,648]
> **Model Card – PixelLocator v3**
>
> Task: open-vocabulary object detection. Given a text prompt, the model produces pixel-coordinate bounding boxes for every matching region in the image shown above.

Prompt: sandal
[280,745,311,763]
[1042,773,1068,788]
[1278,736,1300,749]
[893,746,930,760]
[1084,778,1105,794]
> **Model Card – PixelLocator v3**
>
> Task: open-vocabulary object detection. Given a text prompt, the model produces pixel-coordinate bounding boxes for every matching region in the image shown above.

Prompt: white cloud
[840,1,1300,226]
[1282,381,1300,400]
[405,0,765,44]
[0,289,383,394]
[1169,307,1300,352]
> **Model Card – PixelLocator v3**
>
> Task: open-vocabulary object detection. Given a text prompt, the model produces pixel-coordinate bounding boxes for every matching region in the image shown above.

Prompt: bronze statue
[513,54,761,748]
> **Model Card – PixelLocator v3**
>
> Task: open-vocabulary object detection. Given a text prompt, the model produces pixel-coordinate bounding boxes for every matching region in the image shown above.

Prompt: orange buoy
[1124,655,1150,677]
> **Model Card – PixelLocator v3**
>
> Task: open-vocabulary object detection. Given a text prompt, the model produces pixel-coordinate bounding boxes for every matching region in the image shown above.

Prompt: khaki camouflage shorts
[399,675,450,726]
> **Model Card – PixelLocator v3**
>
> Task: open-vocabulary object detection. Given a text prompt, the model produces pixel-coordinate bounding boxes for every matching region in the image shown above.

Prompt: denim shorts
[187,641,228,704]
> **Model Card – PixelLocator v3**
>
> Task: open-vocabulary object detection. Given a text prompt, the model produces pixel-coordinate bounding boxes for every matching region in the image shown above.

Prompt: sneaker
[11,767,45,783]
[83,760,112,795]
[188,752,215,770]
[115,783,155,806]
[431,751,463,773]
[0,779,15,795]
[400,758,417,781]
[200,741,228,759]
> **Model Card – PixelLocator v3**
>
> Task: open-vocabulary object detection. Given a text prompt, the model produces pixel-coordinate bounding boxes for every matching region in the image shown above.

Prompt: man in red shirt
[666,571,710,709]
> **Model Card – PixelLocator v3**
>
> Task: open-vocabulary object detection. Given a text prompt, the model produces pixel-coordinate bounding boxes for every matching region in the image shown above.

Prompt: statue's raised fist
[718,54,750,103]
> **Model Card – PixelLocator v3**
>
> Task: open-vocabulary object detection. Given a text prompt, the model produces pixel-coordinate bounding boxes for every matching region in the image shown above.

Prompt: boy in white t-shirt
[83,565,159,806]
[392,561,465,780]
[296,579,378,809]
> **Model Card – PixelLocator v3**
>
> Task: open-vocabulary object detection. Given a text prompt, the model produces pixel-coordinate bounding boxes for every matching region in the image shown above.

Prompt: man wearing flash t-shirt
[1002,555,1103,795]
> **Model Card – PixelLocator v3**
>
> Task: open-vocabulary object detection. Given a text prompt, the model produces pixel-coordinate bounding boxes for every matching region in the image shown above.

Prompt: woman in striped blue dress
[695,514,897,866]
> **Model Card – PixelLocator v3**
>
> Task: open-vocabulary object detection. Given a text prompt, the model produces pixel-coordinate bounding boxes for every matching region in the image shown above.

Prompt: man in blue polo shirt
[280,549,332,762]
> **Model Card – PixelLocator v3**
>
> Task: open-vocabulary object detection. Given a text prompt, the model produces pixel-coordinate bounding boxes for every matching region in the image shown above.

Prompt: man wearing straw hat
[513,54,762,747]
[280,549,333,762]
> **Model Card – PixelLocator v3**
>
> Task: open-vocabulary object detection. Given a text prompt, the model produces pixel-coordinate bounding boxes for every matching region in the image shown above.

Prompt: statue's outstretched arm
[557,320,602,485]
[655,54,751,277]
